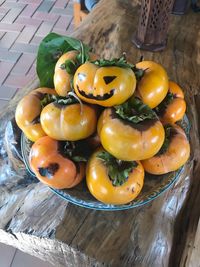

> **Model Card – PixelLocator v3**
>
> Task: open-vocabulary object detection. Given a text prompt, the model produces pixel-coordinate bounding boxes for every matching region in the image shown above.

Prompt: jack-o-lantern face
[74,62,136,107]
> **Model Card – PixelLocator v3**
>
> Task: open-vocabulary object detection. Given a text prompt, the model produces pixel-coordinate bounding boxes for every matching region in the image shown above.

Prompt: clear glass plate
[21,116,190,211]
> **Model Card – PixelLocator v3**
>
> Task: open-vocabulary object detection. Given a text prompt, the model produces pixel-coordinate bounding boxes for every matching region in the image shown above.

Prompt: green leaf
[92,54,145,81]
[40,94,56,108]
[40,93,78,108]
[72,156,88,162]
[60,59,77,75]
[154,92,174,115]
[115,97,156,124]
[92,54,134,69]
[157,124,173,155]
[60,140,92,162]
[97,151,138,186]
[131,66,145,81]
[36,33,90,88]
[76,41,90,64]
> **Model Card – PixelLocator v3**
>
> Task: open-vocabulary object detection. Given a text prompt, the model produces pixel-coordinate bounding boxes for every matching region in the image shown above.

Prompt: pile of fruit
[15,34,190,205]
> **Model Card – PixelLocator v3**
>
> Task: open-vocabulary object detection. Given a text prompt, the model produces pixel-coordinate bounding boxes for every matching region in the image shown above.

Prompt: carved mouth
[77,85,114,101]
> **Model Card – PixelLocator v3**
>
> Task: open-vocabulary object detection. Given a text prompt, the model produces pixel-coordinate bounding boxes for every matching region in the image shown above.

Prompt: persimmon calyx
[40,93,79,108]
[97,151,138,186]
[114,97,157,123]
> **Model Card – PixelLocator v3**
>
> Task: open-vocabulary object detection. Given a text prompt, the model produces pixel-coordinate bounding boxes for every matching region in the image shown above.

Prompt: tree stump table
[0,1,200,266]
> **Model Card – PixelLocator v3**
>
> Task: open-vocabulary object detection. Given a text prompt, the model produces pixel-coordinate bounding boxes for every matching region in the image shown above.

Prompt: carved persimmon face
[86,149,144,205]
[74,62,136,107]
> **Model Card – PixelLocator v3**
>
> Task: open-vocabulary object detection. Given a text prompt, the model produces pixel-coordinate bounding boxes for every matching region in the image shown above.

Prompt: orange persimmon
[135,61,169,108]
[15,87,57,142]
[156,81,186,124]
[97,98,165,161]
[141,124,190,175]
[29,136,85,189]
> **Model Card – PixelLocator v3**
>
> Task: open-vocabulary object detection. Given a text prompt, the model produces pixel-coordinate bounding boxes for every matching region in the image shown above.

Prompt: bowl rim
[21,115,190,211]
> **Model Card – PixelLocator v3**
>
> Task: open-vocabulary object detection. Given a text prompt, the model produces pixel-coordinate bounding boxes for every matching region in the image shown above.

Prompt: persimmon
[135,61,169,108]
[156,81,186,124]
[86,148,144,205]
[40,99,97,141]
[141,124,190,175]
[54,50,78,96]
[15,87,57,142]
[29,136,85,189]
[98,97,165,161]
[74,57,136,107]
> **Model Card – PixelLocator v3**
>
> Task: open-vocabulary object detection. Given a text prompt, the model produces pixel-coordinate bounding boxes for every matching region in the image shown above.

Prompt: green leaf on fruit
[115,97,156,123]
[97,151,138,186]
[36,33,90,88]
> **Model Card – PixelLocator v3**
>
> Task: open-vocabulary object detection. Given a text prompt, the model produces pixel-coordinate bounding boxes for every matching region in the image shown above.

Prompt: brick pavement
[0,0,74,110]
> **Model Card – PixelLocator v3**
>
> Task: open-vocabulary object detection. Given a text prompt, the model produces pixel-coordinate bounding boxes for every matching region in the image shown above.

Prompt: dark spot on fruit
[53,51,62,60]
[34,92,44,100]
[38,163,59,179]
[31,115,40,124]
[53,102,65,109]
[103,76,116,84]
[132,187,135,193]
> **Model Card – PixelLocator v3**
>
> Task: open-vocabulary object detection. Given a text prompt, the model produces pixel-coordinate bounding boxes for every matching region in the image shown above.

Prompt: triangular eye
[103,76,117,84]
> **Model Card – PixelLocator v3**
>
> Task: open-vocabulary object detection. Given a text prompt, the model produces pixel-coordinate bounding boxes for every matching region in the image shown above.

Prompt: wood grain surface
[0,1,199,266]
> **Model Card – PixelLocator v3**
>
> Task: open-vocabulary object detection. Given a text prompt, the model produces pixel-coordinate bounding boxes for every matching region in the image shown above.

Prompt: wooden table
[0,1,200,266]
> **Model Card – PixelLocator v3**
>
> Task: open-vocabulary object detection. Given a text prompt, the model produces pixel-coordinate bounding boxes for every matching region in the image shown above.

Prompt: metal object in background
[172,0,190,15]
[191,0,200,12]
[132,0,175,52]
[172,0,200,14]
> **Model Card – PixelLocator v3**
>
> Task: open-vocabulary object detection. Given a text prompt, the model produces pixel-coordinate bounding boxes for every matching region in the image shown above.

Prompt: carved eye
[78,73,86,82]
[103,76,117,84]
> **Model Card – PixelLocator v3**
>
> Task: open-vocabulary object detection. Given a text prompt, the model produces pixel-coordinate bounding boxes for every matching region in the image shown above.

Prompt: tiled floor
[0,242,54,267]
[0,0,74,111]
[0,0,74,265]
